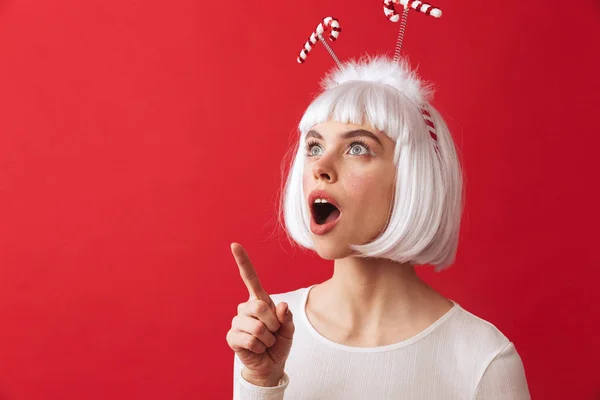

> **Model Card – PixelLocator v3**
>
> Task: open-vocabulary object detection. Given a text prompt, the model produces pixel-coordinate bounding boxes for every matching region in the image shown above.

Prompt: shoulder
[449,304,513,351]
[437,303,516,372]
[441,303,529,396]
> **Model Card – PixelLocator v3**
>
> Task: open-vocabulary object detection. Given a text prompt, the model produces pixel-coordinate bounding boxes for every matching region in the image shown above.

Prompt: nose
[312,156,337,183]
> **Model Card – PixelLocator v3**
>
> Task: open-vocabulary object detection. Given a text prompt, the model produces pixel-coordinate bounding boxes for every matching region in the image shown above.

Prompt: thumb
[276,302,293,331]
[268,302,294,363]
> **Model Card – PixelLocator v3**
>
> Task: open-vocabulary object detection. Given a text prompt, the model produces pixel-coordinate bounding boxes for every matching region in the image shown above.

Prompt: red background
[1,0,599,398]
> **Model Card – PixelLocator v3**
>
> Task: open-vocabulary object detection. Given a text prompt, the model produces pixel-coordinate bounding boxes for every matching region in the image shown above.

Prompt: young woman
[225,53,530,400]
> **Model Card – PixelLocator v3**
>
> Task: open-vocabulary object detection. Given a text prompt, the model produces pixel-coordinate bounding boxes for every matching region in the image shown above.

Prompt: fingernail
[285,307,290,316]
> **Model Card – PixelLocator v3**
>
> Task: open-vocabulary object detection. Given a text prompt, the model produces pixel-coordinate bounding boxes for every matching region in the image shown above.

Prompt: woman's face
[302,120,397,260]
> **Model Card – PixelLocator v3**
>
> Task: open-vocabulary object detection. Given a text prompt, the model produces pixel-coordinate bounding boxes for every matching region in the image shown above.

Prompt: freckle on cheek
[347,173,369,190]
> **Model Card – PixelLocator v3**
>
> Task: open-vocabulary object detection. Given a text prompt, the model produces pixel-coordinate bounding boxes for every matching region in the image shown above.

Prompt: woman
[226,56,531,399]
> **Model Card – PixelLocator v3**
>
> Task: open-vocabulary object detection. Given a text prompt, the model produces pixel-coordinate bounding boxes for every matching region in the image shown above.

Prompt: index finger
[230,243,268,301]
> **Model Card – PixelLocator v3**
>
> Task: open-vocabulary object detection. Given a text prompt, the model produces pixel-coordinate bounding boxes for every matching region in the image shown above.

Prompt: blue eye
[348,143,370,155]
[306,142,324,157]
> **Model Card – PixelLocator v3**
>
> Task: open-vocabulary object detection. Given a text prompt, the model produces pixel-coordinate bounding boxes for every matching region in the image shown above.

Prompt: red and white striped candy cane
[297,17,342,67]
[383,0,442,22]
[421,106,439,152]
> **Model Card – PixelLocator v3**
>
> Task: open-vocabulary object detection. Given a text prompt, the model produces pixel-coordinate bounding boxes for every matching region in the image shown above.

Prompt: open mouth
[308,191,342,235]
[312,201,341,225]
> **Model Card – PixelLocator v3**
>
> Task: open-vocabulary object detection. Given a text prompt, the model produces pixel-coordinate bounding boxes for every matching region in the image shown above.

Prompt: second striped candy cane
[384,0,442,61]
[383,0,442,22]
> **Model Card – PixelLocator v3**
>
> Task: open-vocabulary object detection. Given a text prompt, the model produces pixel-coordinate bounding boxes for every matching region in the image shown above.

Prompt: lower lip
[310,213,341,236]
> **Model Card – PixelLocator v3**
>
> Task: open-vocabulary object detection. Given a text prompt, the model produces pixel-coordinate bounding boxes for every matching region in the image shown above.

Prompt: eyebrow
[306,129,383,147]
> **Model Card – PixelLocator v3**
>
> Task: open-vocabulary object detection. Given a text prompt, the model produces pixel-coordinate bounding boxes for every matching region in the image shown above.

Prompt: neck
[317,256,444,332]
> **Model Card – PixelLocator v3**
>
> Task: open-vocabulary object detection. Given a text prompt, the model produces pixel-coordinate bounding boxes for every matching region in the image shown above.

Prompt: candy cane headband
[296,2,443,151]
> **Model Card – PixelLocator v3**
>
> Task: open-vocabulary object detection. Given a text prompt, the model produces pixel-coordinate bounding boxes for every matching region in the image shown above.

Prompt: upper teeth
[314,198,329,204]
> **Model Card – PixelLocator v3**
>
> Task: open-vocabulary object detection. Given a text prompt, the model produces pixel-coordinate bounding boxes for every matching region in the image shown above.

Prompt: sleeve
[233,353,290,400]
[473,342,531,400]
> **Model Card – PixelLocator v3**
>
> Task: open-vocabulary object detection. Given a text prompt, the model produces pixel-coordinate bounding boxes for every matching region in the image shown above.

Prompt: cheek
[344,170,395,211]
[344,171,377,204]
[302,169,310,191]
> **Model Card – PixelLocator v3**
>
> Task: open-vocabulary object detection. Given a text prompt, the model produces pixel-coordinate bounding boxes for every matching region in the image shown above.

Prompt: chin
[312,238,354,260]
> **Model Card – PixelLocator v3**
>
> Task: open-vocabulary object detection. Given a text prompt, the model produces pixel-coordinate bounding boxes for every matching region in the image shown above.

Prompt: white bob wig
[280,56,463,271]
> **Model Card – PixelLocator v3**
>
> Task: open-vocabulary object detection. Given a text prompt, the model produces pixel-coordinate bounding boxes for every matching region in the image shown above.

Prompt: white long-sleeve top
[233,285,530,400]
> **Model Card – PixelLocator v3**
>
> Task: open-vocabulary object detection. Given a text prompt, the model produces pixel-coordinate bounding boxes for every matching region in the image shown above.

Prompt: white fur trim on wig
[321,55,434,106]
